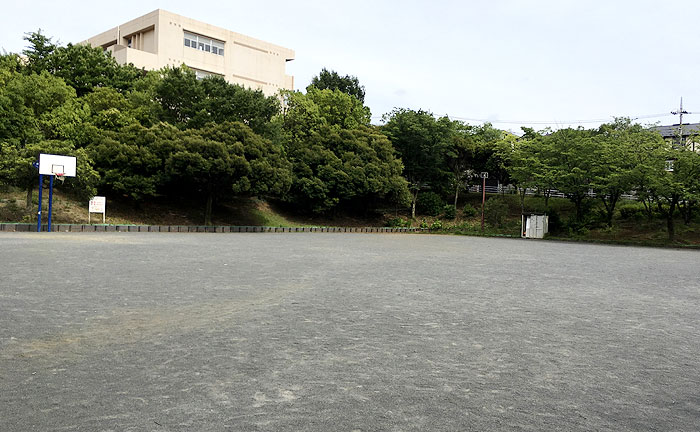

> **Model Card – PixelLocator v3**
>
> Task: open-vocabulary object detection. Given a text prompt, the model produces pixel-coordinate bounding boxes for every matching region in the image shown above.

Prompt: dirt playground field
[1,233,698,431]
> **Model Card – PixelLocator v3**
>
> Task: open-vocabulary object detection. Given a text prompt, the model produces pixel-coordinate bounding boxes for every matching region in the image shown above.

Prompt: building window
[191,68,223,80]
[184,31,224,56]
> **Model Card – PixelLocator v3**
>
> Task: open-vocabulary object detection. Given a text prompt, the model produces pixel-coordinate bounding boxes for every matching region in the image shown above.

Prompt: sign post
[480,172,488,231]
[88,196,106,224]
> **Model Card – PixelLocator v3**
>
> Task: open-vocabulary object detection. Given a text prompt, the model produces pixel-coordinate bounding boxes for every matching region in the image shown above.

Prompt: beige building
[84,9,294,96]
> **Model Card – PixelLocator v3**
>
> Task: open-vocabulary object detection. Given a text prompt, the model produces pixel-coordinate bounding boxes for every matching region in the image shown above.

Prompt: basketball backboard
[39,154,77,177]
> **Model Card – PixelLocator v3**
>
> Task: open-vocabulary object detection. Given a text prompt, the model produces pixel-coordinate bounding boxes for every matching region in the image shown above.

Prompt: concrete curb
[0,223,429,234]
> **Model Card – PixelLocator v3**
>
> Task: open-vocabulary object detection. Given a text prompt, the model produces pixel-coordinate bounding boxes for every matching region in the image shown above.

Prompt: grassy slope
[0,187,380,228]
[2,186,699,246]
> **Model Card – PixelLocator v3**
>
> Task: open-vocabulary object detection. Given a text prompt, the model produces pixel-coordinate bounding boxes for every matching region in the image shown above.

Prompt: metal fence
[468,184,638,200]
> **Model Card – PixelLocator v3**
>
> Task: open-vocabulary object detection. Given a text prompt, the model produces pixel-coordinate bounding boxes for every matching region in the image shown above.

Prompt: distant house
[650,122,700,151]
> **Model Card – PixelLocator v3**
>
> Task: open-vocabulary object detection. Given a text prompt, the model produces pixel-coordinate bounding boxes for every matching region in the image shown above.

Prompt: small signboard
[88,196,106,224]
[480,172,489,179]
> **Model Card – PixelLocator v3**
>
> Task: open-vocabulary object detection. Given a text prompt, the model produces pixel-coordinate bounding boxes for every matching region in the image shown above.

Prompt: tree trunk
[680,200,693,225]
[205,189,213,226]
[411,189,418,219]
[641,198,653,222]
[601,194,619,227]
[26,185,33,210]
[666,196,678,242]
[519,187,525,215]
[573,195,585,221]
[454,184,459,209]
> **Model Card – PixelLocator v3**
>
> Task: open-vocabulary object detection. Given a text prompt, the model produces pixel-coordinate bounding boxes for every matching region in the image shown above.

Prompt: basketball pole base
[36,174,43,232]
[48,175,54,232]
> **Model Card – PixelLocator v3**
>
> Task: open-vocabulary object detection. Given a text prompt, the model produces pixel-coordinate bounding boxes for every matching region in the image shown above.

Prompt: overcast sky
[2,0,699,131]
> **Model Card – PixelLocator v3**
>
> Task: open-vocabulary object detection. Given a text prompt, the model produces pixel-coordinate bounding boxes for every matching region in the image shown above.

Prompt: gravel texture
[1,232,699,431]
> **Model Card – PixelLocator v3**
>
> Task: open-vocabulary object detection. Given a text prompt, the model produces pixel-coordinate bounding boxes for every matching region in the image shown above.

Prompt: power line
[447,112,675,125]
[371,112,682,125]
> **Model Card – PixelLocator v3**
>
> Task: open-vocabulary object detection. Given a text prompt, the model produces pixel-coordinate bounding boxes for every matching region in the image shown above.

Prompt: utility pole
[671,97,691,149]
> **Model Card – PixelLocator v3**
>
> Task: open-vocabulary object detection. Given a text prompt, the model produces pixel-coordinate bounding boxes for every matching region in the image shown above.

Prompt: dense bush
[618,202,646,220]
[385,217,411,227]
[484,197,509,227]
[462,203,478,217]
[443,204,456,219]
[416,191,444,216]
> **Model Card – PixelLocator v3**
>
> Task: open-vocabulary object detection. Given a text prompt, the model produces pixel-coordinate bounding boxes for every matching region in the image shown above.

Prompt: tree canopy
[308,68,366,103]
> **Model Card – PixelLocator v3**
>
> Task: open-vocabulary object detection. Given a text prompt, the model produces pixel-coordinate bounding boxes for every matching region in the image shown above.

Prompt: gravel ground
[1,232,699,431]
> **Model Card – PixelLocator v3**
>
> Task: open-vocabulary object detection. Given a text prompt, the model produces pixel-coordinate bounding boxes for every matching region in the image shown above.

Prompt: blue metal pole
[36,174,43,232]
[48,175,54,232]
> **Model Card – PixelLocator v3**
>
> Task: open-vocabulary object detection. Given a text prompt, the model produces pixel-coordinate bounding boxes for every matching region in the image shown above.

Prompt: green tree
[308,68,366,103]
[629,129,668,221]
[592,119,659,227]
[656,149,700,240]
[0,53,22,82]
[653,151,683,242]
[166,122,292,225]
[88,123,167,203]
[382,109,451,219]
[284,124,408,214]
[48,43,144,96]
[23,31,144,96]
[677,152,700,225]
[155,66,205,126]
[22,30,57,75]
[445,121,477,208]
[305,87,370,129]
[503,132,541,215]
[0,70,99,206]
[280,87,370,140]
[197,76,280,135]
[279,89,324,142]
[547,128,596,222]
[281,88,408,214]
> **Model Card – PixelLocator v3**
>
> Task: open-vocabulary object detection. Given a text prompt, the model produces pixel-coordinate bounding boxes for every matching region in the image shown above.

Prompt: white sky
[2,0,700,131]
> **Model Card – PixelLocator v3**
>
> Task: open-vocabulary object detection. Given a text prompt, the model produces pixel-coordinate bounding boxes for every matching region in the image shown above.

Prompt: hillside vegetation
[3,184,699,247]
[2,32,700,246]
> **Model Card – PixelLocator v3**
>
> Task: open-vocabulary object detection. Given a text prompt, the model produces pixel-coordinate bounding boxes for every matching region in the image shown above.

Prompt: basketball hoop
[55,173,66,184]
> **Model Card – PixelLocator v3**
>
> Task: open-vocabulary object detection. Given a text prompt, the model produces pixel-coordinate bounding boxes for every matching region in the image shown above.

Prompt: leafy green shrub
[416,192,444,216]
[385,217,410,227]
[463,203,478,217]
[565,216,593,235]
[419,219,429,229]
[430,220,443,230]
[567,223,590,236]
[443,204,456,219]
[498,194,522,213]
[618,203,645,220]
[484,197,509,227]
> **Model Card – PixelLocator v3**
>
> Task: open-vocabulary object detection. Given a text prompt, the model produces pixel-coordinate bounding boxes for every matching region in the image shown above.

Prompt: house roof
[651,123,700,138]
